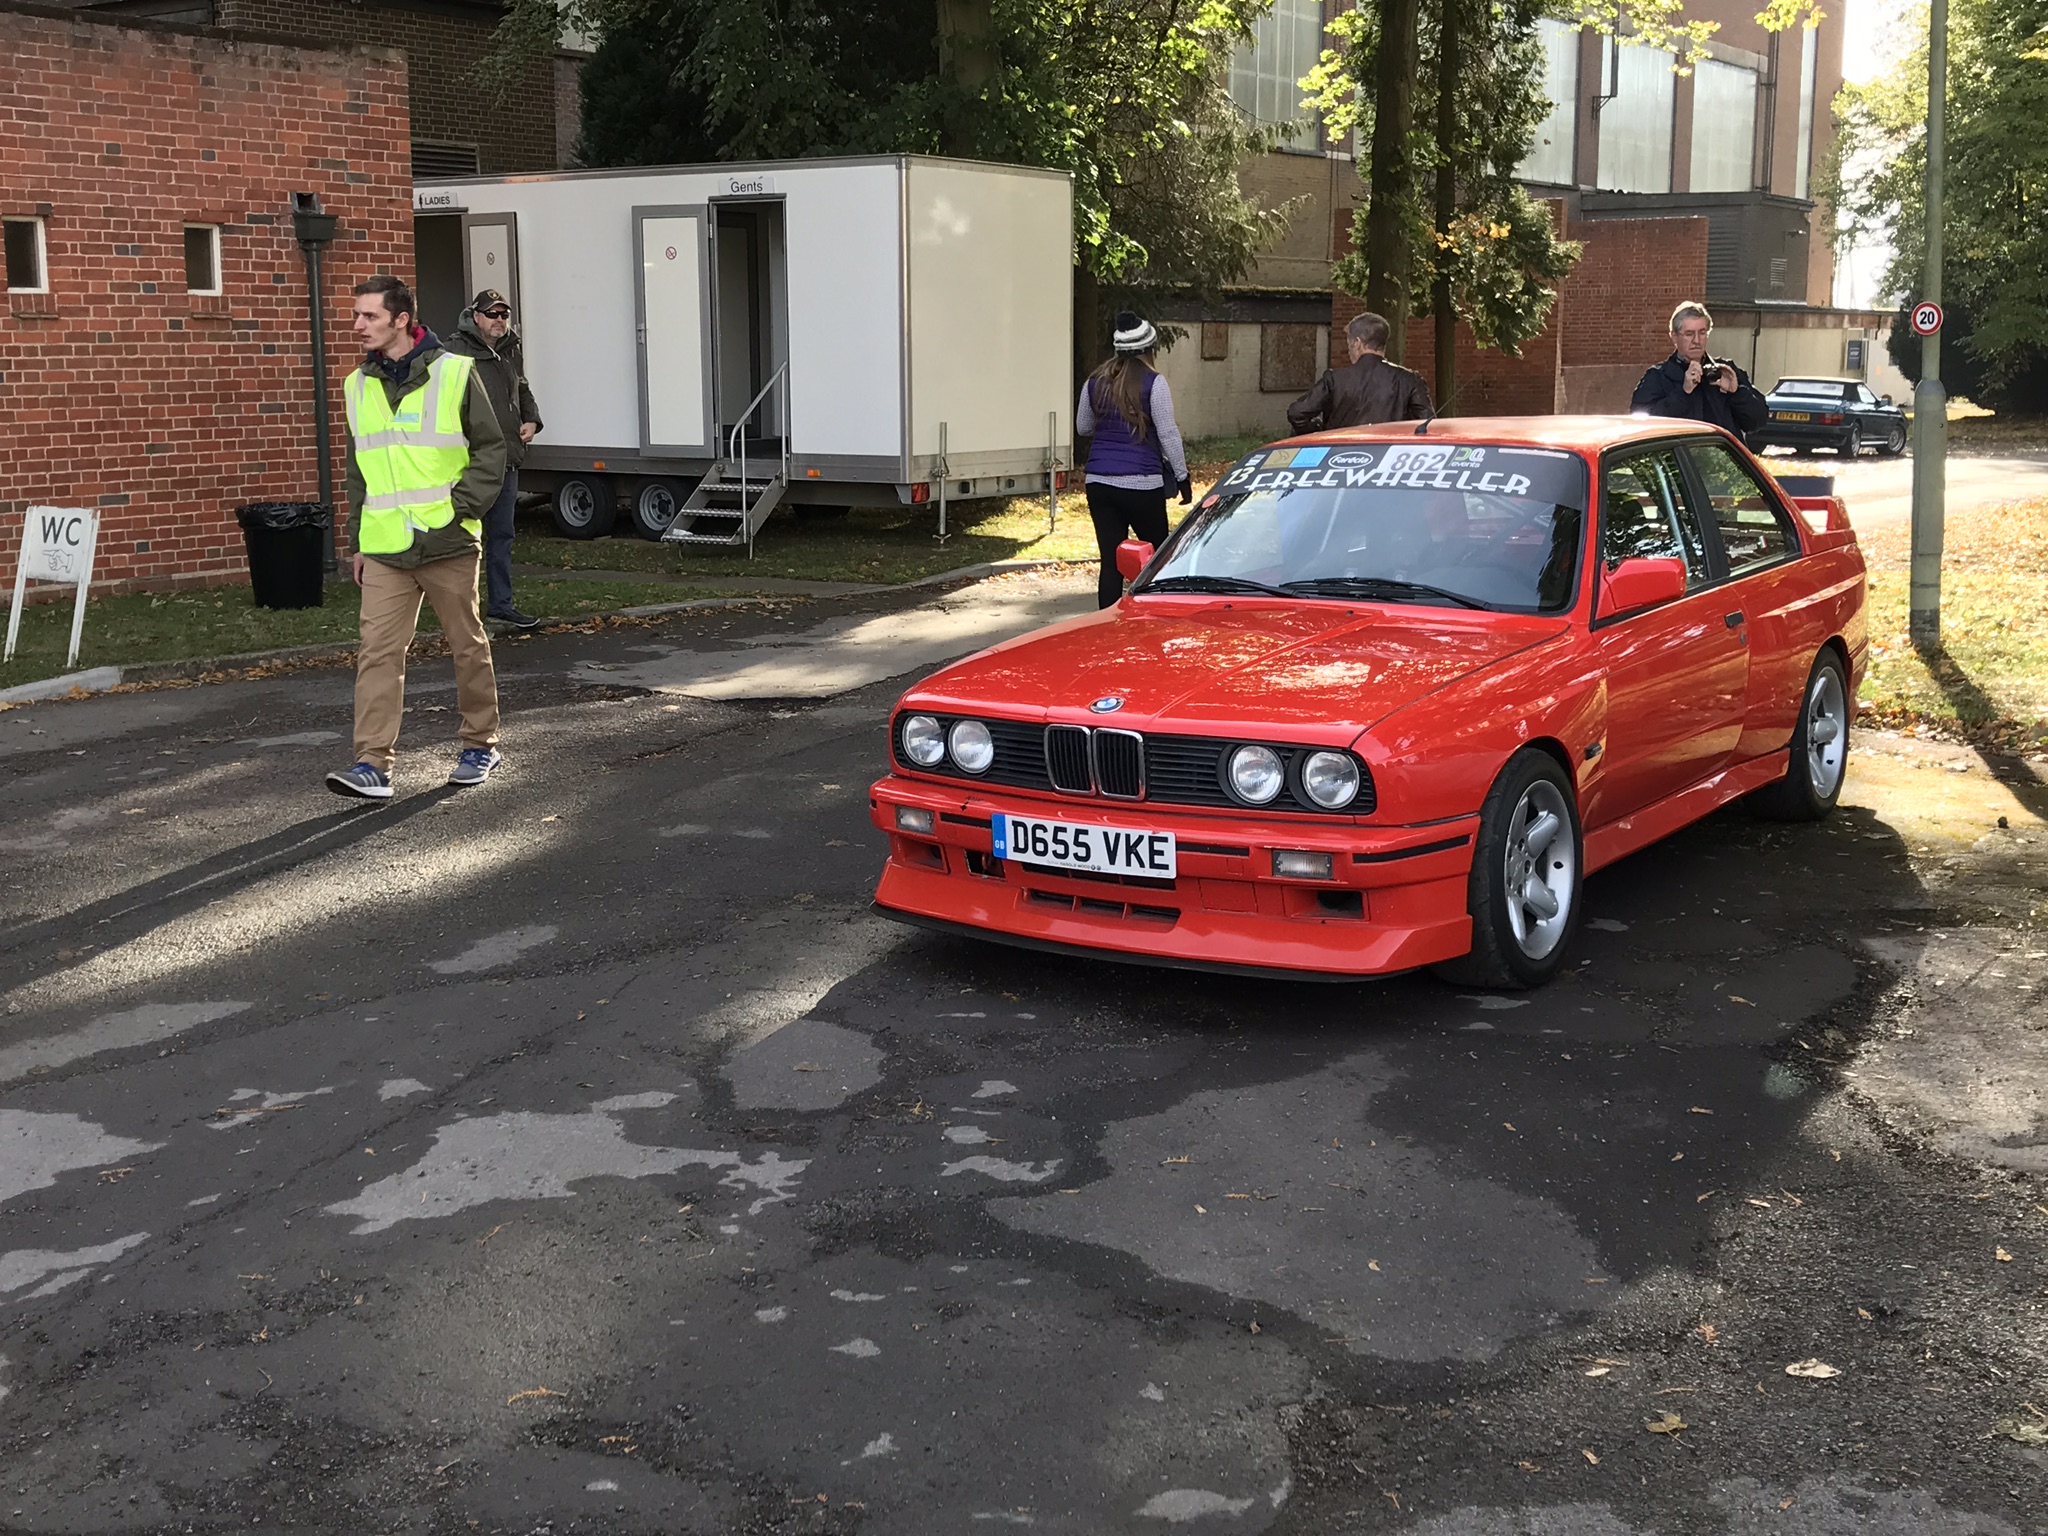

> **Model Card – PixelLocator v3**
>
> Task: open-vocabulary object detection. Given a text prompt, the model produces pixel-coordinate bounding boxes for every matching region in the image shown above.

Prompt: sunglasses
[480,307,511,319]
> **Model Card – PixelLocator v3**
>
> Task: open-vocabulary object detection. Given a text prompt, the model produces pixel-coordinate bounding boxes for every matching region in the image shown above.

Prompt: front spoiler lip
[873,902,1413,985]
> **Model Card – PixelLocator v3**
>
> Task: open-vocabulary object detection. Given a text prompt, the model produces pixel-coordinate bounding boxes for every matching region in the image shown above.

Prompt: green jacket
[444,310,542,469]
[344,329,508,568]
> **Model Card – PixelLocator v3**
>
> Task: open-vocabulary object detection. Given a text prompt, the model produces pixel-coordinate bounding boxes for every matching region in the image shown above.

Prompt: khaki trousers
[353,549,499,774]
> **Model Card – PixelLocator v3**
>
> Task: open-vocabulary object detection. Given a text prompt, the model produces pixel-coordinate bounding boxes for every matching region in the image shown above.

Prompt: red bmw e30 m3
[868,417,1867,988]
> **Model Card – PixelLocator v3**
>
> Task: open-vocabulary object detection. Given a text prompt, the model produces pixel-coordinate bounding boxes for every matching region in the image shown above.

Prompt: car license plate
[1778,411,1811,422]
[992,812,1176,878]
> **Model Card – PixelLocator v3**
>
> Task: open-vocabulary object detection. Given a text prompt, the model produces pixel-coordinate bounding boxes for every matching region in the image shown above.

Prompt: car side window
[1601,450,1710,587]
[1855,385,1879,407]
[1684,441,1797,575]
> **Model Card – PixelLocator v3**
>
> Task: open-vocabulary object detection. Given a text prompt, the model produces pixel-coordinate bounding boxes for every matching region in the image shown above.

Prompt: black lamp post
[291,192,340,574]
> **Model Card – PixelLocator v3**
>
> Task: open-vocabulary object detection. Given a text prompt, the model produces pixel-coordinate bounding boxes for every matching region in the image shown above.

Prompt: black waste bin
[236,501,330,609]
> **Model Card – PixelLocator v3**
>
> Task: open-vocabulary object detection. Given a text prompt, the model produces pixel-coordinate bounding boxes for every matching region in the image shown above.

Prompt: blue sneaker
[326,762,392,800]
[447,746,502,787]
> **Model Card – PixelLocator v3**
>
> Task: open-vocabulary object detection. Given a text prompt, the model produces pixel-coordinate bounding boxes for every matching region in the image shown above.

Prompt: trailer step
[661,465,789,552]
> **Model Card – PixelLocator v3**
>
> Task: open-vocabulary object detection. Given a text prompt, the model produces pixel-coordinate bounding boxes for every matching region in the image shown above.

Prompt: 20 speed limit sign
[1911,301,1944,336]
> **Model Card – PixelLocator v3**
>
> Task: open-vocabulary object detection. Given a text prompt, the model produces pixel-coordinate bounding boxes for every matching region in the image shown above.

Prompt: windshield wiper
[1141,574,1300,600]
[1280,576,1489,610]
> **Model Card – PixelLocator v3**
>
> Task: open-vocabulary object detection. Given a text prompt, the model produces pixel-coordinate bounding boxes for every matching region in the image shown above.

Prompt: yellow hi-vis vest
[345,352,480,555]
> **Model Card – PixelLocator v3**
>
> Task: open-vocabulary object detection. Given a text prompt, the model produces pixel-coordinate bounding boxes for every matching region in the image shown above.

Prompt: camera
[1699,362,1724,384]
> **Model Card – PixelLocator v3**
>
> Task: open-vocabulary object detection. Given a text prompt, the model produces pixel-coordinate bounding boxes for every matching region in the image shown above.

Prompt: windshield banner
[1217,443,1585,507]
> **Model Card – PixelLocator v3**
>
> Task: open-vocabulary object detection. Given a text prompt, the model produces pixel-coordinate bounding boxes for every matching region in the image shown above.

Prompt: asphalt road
[0,578,2042,1535]
[1756,448,2048,531]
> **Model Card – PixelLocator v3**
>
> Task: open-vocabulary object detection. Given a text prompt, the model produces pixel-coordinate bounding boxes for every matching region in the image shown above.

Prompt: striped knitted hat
[1112,311,1158,354]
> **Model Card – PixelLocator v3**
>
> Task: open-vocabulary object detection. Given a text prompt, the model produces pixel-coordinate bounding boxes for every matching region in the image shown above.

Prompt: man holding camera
[1631,301,1767,436]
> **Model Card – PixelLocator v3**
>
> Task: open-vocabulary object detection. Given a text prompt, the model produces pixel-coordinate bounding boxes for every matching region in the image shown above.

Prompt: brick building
[0,1,415,592]
[56,0,578,177]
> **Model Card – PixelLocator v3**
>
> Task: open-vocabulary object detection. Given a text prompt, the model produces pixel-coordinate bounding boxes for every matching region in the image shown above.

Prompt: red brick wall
[0,6,413,592]
[1325,205,1712,418]
[1556,214,1709,412]
[217,0,557,175]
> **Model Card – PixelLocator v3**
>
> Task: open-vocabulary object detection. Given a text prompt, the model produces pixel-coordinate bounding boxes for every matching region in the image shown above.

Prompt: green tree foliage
[1306,0,1580,385]
[1829,0,2048,407]
[494,0,1288,372]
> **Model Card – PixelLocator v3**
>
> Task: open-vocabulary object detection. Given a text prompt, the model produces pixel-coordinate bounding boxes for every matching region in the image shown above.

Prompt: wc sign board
[5,506,100,668]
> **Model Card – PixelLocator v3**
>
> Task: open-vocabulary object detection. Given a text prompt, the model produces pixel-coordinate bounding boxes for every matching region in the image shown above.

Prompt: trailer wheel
[629,477,692,541]
[551,474,615,540]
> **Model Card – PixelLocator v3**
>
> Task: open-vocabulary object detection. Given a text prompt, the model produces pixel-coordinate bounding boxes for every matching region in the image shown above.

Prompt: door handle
[1724,611,1744,629]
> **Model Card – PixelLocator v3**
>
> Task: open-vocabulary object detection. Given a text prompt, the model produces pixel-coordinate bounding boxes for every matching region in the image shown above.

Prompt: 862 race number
[992,812,1177,878]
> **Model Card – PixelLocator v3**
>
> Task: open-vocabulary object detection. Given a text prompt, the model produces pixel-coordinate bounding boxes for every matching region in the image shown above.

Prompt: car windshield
[1139,441,1588,613]
[1774,380,1846,399]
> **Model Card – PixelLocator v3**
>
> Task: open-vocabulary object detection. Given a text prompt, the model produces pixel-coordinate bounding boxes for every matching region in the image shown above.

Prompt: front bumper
[868,775,1478,979]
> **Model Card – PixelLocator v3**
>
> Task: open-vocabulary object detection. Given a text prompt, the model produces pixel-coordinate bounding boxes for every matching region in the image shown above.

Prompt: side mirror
[1881,394,1894,406]
[1599,556,1686,617]
[1115,539,1155,582]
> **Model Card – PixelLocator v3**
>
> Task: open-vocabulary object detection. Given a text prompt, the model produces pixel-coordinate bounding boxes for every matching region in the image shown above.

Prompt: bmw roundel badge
[1089,696,1124,714]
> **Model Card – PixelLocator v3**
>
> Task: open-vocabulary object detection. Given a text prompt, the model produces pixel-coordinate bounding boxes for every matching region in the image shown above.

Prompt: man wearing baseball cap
[445,288,544,629]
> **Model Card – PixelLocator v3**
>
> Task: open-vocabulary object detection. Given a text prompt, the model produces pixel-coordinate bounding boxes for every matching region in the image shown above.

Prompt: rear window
[1774,380,1846,400]
[1140,442,1589,613]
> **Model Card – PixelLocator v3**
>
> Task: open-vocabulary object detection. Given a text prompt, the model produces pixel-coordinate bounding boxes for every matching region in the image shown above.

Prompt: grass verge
[1858,494,2048,751]
[0,576,737,690]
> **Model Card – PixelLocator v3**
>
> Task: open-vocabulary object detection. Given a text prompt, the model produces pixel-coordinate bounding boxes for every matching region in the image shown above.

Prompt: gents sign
[5,506,101,668]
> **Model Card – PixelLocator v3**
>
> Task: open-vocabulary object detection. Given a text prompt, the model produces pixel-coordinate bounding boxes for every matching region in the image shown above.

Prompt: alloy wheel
[1805,665,1848,799]
[1502,779,1577,960]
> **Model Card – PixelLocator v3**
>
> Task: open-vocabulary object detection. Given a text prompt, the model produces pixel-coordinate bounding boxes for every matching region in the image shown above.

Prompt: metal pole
[1909,0,1948,643]
[937,421,949,542]
[1046,408,1059,533]
[302,240,336,574]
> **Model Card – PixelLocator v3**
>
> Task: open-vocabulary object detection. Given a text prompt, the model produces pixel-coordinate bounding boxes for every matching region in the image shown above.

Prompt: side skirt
[1583,750,1792,873]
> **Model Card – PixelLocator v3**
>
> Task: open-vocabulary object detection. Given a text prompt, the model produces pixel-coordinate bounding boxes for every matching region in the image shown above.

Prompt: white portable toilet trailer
[410,155,1075,550]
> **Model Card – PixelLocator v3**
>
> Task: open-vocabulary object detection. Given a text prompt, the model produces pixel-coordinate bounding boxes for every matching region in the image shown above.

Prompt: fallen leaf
[1779,1498,1795,1510]
[1671,1152,1685,1162]
[1728,995,1754,1005]
[1697,1323,1719,1346]
[1644,1412,1687,1434]
[1368,1260,1381,1272]
[1503,1122,1517,1132]
[1697,1190,1718,1203]
[1688,1107,1714,1115]
[540,814,559,823]
[1995,1416,2048,1447]
[1581,1449,1600,1465]
[1857,1307,1872,1320]
[825,839,849,847]
[1785,1359,1841,1379]
[1747,1197,1774,1208]
[1195,1204,1207,1214]
[1517,1460,1541,1472]
[1584,1366,1611,1378]
[1160,1156,1190,1166]
[1249,1320,1260,1334]
[1995,1248,2013,1262]
[506,1387,564,1405]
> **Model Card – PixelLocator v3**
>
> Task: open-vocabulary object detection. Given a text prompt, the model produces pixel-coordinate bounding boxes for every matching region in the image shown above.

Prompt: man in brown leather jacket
[1286,312,1434,432]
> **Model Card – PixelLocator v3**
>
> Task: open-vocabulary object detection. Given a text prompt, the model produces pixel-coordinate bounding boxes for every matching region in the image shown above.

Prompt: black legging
[1085,482,1170,608]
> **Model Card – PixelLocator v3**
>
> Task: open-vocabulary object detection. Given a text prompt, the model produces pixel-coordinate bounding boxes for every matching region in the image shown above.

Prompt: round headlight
[1301,750,1361,809]
[1228,744,1285,804]
[901,714,945,767]
[948,719,994,774]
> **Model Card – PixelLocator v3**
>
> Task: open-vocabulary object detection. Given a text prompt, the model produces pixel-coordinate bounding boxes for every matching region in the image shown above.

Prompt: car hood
[905,600,1569,738]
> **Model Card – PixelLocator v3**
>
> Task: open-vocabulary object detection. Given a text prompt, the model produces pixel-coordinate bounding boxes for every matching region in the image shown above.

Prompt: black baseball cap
[471,289,511,314]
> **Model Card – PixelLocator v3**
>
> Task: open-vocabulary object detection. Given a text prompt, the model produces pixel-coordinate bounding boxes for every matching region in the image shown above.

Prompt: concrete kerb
[0,560,1087,707]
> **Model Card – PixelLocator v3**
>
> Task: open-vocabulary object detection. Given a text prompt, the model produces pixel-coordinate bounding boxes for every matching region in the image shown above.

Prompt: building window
[1794,24,1818,200]
[183,224,221,295]
[412,140,482,180]
[1259,323,1318,392]
[1689,58,1758,192]
[1518,19,1580,186]
[3,216,47,293]
[1595,43,1675,193]
[1229,0,1325,152]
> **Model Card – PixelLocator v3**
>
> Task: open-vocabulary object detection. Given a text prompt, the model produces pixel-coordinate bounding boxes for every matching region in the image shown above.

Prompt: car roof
[1771,376,1860,386]
[1279,414,1727,454]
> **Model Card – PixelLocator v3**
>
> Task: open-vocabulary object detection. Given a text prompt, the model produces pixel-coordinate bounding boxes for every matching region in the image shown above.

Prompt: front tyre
[1433,748,1584,990]
[1751,649,1850,820]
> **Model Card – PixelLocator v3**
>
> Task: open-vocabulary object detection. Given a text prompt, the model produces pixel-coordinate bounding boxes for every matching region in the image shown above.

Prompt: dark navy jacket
[1631,352,1768,435]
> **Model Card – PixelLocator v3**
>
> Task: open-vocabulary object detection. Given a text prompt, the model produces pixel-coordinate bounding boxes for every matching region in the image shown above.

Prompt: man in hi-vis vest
[327,275,509,799]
